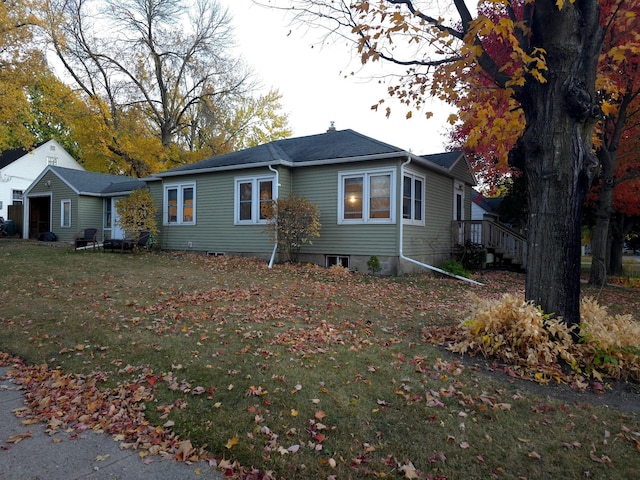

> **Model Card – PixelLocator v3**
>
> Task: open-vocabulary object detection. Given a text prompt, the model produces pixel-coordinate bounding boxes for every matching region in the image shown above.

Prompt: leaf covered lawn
[1,243,639,479]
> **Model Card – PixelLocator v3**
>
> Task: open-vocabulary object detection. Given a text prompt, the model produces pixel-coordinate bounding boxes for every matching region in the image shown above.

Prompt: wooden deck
[452,220,527,268]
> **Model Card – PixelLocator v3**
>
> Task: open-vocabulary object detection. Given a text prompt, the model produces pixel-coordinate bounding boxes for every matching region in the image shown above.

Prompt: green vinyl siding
[451,158,476,185]
[28,170,104,243]
[292,161,399,257]
[402,169,454,259]
[154,168,277,253]
[77,196,103,240]
[152,154,474,273]
[276,167,293,198]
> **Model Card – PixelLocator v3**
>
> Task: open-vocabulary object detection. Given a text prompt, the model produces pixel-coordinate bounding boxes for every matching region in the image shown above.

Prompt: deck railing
[452,220,527,267]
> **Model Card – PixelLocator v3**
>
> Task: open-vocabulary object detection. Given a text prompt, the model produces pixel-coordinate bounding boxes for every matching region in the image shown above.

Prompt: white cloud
[224,0,453,154]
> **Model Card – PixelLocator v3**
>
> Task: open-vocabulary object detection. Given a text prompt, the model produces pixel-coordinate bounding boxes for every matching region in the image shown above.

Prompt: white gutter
[268,165,279,269]
[399,156,483,286]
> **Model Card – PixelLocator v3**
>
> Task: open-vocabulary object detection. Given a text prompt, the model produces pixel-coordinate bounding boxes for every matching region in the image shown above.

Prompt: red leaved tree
[261,0,605,329]
[587,0,640,284]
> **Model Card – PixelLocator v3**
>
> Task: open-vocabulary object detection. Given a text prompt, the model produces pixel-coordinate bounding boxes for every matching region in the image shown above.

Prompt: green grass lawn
[2,240,640,479]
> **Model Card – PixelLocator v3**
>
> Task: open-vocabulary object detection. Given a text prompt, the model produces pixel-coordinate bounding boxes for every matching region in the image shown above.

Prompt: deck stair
[452,220,527,269]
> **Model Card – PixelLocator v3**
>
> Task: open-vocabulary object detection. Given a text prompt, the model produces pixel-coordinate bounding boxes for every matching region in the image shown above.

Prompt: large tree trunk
[589,148,615,285]
[608,213,626,276]
[512,0,602,329]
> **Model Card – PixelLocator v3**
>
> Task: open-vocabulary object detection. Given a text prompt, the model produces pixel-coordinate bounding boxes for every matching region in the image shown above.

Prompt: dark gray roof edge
[420,150,465,169]
[154,152,415,178]
[50,165,146,195]
[154,151,475,182]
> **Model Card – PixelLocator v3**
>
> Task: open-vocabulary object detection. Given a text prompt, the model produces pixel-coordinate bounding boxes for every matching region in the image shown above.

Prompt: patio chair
[122,230,151,252]
[104,230,151,253]
[74,228,98,251]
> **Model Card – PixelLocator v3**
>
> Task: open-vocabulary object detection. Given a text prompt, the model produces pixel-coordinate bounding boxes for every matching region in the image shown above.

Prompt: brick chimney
[326,121,336,133]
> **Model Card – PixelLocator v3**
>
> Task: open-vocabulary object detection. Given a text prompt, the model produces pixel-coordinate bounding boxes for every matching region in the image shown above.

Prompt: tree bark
[609,213,626,276]
[589,148,615,285]
[512,0,602,329]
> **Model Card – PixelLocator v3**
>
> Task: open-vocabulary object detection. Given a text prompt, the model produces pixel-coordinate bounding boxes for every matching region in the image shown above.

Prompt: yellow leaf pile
[451,294,640,383]
[451,294,577,371]
[579,298,640,381]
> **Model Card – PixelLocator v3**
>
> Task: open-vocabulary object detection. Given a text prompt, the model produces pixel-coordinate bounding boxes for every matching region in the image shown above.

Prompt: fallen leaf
[528,451,541,460]
[399,461,419,479]
[192,386,205,395]
[315,410,327,420]
[7,432,32,444]
[225,437,239,449]
[175,439,195,461]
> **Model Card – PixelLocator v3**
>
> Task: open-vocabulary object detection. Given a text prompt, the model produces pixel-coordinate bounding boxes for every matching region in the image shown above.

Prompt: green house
[148,129,476,275]
[23,166,146,243]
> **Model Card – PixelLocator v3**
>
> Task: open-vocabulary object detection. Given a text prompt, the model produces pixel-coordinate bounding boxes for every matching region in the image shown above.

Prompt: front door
[112,197,126,239]
[454,181,465,244]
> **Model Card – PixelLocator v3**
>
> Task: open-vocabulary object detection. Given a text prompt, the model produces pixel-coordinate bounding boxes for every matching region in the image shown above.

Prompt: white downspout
[268,165,279,269]
[399,156,483,286]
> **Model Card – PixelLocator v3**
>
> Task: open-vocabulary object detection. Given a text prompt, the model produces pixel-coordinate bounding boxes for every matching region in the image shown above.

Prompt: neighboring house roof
[421,151,464,170]
[30,166,146,197]
[0,146,31,170]
[472,189,502,216]
[155,129,460,178]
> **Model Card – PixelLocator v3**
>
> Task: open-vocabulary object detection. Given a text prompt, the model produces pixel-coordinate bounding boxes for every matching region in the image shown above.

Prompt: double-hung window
[235,176,275,224]
[402,171,425,225]
[338,169,394,223]
[61,199,71,228]
[164,183,195,225]
[12,190,23,206]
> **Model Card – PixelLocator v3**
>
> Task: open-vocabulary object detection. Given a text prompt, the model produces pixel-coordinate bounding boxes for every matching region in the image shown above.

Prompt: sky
[222,1,454,155]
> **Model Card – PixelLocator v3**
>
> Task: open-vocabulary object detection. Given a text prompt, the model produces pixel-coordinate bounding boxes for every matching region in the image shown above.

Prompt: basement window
[326,255,350,269]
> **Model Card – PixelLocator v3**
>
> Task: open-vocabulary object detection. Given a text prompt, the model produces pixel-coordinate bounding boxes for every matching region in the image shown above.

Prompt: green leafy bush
[263,195,321,263]
[115,188,158,251]
[439,259,470,278]
[367,255,381,275]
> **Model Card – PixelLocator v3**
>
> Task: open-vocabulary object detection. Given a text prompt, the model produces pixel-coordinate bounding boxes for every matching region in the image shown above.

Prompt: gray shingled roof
[158,129,405,176]
[472,190,502,214]
[420,151,464,170]
[50,166,146,195]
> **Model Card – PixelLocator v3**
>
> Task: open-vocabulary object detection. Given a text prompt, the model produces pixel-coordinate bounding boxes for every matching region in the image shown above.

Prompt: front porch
[452,220,527,269]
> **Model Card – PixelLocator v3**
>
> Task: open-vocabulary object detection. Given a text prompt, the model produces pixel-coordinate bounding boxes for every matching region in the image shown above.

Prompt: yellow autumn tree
[0,0,46,150]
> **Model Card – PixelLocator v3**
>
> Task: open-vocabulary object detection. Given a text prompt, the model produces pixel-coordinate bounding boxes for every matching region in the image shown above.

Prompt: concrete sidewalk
[0,367,222,480]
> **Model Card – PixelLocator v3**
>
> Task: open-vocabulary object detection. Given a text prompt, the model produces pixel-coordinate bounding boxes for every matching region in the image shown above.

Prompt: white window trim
[12,189,24,206]
[234,175,276,225]
[337,168,395,224]
[163,183,196,226]
[61,199,71,228]
[453,180,465,221]
[402,170,426,226]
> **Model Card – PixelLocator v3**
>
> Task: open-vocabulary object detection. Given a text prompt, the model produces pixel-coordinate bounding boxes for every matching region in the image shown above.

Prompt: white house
[0,140,83,222]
